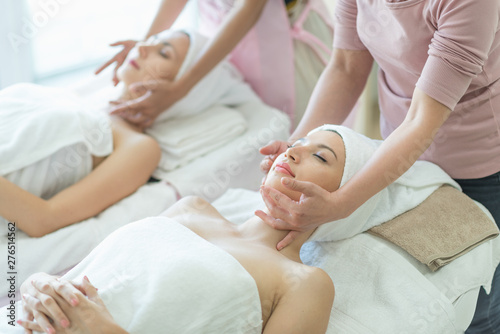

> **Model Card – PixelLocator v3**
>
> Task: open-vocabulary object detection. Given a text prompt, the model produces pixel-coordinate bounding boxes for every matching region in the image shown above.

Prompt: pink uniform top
[198,0,333,129]
[334,0,500,179]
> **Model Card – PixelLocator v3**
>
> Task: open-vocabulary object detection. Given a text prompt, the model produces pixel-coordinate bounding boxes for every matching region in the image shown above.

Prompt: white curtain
[0,0,34,89]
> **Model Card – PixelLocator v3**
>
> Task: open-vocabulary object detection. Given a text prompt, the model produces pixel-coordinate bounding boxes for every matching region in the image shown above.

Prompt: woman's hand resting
[18,274,125,334]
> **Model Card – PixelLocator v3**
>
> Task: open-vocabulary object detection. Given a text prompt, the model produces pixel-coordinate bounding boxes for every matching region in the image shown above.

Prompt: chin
[264,174,301,201]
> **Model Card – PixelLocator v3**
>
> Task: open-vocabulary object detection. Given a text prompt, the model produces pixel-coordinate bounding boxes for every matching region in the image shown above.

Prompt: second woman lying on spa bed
[0,31,197,238]
[18,128,346,334]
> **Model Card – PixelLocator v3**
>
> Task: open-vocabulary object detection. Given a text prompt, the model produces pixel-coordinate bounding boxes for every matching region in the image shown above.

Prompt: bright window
[1,0,197,87]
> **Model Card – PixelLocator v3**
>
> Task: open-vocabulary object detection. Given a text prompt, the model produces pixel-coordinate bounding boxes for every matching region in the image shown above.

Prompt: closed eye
[160,48,171,59]
[314,154,327,162]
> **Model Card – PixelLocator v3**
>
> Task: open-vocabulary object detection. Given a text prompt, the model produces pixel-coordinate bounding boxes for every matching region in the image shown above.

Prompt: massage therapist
[259,0,500,332]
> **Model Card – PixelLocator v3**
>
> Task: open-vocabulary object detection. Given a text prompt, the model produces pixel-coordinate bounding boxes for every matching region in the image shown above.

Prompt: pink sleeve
[416,0,500,110]
[333,0,366,50]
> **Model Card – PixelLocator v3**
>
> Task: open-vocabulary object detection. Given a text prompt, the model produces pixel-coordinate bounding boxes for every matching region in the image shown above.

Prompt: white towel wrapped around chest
[63,217,263,334]
[0,83,112,175]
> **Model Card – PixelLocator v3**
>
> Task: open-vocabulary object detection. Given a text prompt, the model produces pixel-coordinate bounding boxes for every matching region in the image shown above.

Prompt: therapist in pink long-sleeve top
[258,0,500,332]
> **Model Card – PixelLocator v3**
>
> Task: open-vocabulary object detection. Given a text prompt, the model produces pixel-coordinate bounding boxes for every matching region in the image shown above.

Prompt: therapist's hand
[259,140,290,174]
[109,79,187,129]
[255,178,352,250]
[95,40,138,86]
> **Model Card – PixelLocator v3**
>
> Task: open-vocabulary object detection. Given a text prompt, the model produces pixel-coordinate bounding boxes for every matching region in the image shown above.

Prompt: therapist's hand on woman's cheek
[259,140,291,174]
[256,178,349,250]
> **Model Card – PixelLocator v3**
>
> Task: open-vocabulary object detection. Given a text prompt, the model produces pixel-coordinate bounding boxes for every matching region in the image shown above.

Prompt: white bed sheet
[211,188,500,334]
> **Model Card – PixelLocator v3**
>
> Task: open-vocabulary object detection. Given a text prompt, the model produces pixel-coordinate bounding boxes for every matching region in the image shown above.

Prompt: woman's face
[117,31,190,87]
[265,131,346,201]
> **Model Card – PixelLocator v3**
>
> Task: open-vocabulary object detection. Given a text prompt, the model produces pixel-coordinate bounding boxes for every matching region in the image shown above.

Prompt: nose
[284,146,300,163]
[137,43,152,58]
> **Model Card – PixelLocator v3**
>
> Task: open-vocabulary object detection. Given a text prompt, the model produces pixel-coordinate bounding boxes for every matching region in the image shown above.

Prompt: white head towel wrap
[307,124,460,242]
[153,28,259,122]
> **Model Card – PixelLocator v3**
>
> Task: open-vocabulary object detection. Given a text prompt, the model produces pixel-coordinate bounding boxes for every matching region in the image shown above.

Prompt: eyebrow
[294,138,338,160]
[318,144,338,160]
[161,41,177,59]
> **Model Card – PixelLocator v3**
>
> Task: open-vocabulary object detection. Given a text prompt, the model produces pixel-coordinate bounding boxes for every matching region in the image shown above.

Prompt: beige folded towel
[368,185,499,271]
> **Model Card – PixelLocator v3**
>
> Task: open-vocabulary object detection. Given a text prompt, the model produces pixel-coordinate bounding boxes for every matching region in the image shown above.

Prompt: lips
[129,59,140,69]
[275,162,295,177]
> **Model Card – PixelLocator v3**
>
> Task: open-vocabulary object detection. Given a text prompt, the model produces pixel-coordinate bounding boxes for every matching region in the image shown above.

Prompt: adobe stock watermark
[8,0,73,53]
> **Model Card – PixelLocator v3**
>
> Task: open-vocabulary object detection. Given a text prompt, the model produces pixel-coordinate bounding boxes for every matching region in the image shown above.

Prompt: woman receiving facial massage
[0,29,249,238]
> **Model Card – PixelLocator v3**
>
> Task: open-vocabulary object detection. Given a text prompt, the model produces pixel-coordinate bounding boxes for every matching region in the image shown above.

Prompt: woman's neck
[237,213,314,262]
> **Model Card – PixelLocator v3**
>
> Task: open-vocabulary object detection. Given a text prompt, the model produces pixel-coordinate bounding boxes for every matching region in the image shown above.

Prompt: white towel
[0,182,177,297]
[0,83,113,175]
[62,218,262,333]
[147,105,247,172]
[307,125,460,242]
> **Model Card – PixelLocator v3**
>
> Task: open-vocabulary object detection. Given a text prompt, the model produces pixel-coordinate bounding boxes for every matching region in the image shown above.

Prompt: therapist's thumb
[259,140,286,156]
[277,230,301,251]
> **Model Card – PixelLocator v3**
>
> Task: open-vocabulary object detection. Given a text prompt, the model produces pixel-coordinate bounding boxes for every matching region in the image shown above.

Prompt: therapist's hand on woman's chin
[256,179,352,250]
[110,78,188,129]
[19,275,124,334]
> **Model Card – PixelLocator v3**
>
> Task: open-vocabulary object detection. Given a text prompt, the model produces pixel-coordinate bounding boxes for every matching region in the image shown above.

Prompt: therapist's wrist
[330,185,359,221]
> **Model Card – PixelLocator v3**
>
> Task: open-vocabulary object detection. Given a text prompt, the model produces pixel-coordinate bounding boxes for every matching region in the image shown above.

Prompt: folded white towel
[147,105,247,172]
[307,125,460,241]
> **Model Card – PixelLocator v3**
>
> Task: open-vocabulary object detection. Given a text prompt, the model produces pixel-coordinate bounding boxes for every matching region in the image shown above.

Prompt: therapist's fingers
[259,140,289,173]
[260,186,299,221]
[109,90,152,116]
[259,140,287,156]
[255,210,293,231]
[281,178,318,197]
[130,80,161,93]
[277,231,301,251]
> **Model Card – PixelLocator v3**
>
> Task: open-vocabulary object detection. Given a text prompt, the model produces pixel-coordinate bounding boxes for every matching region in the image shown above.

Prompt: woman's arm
[0,117,161,237]
[263,267,334,333]
[145,0,189,39]
[259,48,374,172]
[291,47,374,141]
[112,0,268,128]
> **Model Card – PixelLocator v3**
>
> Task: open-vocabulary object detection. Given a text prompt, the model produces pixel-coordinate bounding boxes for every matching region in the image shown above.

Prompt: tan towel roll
[368,185,499,271]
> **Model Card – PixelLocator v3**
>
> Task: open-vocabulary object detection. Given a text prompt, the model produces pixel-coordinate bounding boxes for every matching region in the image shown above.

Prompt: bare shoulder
[159,196,224,220]
[291,264,334,298]
[264,264,334,333]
